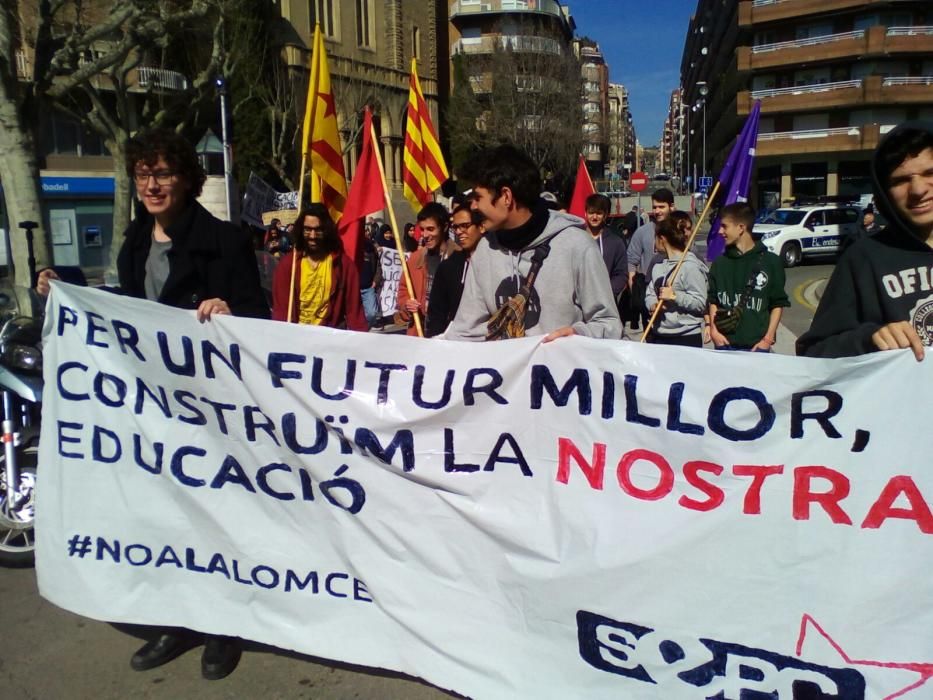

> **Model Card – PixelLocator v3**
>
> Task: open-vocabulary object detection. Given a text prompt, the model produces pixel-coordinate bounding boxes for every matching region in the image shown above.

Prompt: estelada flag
[568,155,596,218]
[402,58,448,213]
[338,107,384,265]
[302,24,347,221]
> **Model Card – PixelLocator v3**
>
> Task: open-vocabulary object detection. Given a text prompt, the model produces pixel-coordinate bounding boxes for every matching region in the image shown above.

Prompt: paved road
[0,564,454,700]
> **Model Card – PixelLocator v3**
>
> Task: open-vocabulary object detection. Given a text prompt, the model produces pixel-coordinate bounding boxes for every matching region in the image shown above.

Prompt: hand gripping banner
[37,283,933,699]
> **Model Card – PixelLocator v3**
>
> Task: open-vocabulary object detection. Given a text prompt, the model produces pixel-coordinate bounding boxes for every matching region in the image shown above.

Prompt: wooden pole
[369,120,423,337]
[639,181,722,343]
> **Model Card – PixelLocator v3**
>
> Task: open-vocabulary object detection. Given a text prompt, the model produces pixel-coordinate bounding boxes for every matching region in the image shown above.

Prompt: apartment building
[447,0,578,180]
[608,82,636,180]
[679,0,933,209]
[275,1,448,209]
[577,40,609,175]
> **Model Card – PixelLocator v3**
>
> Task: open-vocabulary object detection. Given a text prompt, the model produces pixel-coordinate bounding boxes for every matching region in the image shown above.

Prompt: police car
[756,204,861,267]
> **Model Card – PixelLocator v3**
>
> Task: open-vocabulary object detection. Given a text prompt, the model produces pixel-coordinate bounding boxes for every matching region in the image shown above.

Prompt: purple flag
[706,100,761,260]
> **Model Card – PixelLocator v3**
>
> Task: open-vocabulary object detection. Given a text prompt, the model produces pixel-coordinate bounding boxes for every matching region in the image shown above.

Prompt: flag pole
[370,120,424,337]
[640,180,721,343]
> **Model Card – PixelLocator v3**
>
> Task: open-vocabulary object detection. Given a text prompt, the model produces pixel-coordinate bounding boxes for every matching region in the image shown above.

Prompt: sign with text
[630,171,649,192]
[378,247,402,317]
[38,283,933,699]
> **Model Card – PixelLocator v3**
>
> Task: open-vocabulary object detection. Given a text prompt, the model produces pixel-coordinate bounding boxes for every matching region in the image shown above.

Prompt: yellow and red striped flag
[301,24,347,221]
[402,58,448,213]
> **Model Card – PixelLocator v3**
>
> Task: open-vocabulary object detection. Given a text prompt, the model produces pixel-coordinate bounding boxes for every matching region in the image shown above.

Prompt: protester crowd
[32,119,933,680]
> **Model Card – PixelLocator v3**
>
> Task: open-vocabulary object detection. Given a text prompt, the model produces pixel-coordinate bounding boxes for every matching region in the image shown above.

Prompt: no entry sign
[629,172,648,192]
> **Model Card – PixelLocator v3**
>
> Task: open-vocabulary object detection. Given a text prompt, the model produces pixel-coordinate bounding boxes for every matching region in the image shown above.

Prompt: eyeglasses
[134,171,176,186]
[450,222,476,233]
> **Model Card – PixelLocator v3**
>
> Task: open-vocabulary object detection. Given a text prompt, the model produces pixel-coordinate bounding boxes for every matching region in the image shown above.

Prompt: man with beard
[445,144,621,341]
[271,203,367,330]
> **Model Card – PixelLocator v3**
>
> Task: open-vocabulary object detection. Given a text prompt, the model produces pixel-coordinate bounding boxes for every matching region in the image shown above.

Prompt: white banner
[378,247,403,317]
[37,283,933,699]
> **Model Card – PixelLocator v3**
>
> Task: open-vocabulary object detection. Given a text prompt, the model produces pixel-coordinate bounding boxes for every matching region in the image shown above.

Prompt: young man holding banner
[797,121,933,361]
[708,202,789,352]
[446,144,621,341]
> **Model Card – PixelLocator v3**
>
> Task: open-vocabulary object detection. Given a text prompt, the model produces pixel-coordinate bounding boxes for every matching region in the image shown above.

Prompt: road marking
[793,278,825,313]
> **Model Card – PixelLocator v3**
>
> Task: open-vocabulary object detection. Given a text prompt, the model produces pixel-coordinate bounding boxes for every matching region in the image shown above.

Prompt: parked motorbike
[0,281,42,566]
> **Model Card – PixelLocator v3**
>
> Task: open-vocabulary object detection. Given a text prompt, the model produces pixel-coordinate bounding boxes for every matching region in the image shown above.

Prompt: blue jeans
[361,287,380,326]
[714,345,770,353]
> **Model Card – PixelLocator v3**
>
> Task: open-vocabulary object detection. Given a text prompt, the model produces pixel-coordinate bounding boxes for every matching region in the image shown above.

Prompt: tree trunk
[0,89,51,292]
[107,140,132,283]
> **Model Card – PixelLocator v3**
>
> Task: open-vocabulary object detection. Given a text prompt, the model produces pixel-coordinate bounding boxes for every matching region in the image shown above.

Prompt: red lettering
[861,476,933,534]
[617,449,674,501]
[733,464,784,514]
[793,466,852,525]
[679,461,725,512]
[556,438,605,490]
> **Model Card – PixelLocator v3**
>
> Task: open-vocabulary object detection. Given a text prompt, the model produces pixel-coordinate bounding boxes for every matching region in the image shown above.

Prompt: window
[412,26,420,61]
[356,0,373,48]
[311,0,338,39]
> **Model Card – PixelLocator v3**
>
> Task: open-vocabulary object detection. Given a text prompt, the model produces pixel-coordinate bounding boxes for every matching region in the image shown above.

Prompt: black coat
[117,201,269,319]
[426,250,469,337]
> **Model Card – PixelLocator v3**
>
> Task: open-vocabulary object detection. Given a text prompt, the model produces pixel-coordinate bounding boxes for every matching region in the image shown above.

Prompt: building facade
[447,0,579,185]
[577,40,609,177]
[275,0,449,213]
[680,0,933,209]
[607,82,636,183]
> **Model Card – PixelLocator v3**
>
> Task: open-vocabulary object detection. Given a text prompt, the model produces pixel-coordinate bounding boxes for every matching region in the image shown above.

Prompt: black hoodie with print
[796,121,933,358]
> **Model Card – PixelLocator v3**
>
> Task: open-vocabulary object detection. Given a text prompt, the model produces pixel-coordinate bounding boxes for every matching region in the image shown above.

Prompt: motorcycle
[0,279,43,566]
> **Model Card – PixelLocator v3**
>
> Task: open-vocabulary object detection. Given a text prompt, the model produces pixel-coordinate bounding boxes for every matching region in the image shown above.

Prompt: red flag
[568,155,596,218]
[338,107,385,264]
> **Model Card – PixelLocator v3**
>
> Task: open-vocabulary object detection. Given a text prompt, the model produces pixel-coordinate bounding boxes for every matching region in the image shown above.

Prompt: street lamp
[215,75,236,222]
[697,81,709,182]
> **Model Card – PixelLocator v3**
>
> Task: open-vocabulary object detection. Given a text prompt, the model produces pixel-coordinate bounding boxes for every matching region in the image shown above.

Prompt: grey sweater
[644,250,709,336]
[446,210,623,340]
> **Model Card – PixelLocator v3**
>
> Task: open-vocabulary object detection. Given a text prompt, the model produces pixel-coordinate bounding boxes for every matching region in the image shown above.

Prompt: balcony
[15,50,32,80]
[135,67,188,92]
[450,0,565,21]
[738,74,933,114]
[755,124,883,156]
[740,0,922,26]
[738,26,933,71]
[451,35,564,57]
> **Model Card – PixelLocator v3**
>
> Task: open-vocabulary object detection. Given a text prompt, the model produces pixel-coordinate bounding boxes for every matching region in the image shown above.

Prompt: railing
[750,79,861,99]
[882,76,933,86]
[752,0,784,5]
[15,50,31,79]
[450,0,564,18]
[752,30,863,53]
[758,126,860,140]
[886,26,933,36]
[137,67,188,92]
[451,35,563,56]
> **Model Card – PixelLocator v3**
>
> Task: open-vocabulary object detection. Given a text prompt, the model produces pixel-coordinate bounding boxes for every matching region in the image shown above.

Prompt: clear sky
[568,0,698,147]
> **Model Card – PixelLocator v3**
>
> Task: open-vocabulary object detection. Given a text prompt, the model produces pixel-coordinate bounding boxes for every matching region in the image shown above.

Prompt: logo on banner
[577,610,866,698]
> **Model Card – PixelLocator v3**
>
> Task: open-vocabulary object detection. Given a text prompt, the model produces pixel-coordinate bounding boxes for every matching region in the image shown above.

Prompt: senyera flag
[338,107,385,265]
[706,100,761,260]
[568,155,596,218]
[302,24,347,222]
[402,58,448,213]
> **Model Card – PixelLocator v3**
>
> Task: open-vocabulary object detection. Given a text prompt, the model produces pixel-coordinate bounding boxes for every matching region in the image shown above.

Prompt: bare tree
[447,26,583,192]
[0,0,256,284]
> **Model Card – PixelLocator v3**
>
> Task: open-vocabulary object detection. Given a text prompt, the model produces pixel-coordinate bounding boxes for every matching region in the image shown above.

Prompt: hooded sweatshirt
[645,250,709,336]
[708,240,789,348]
[445,207,622,340]
[797,121,933,357]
